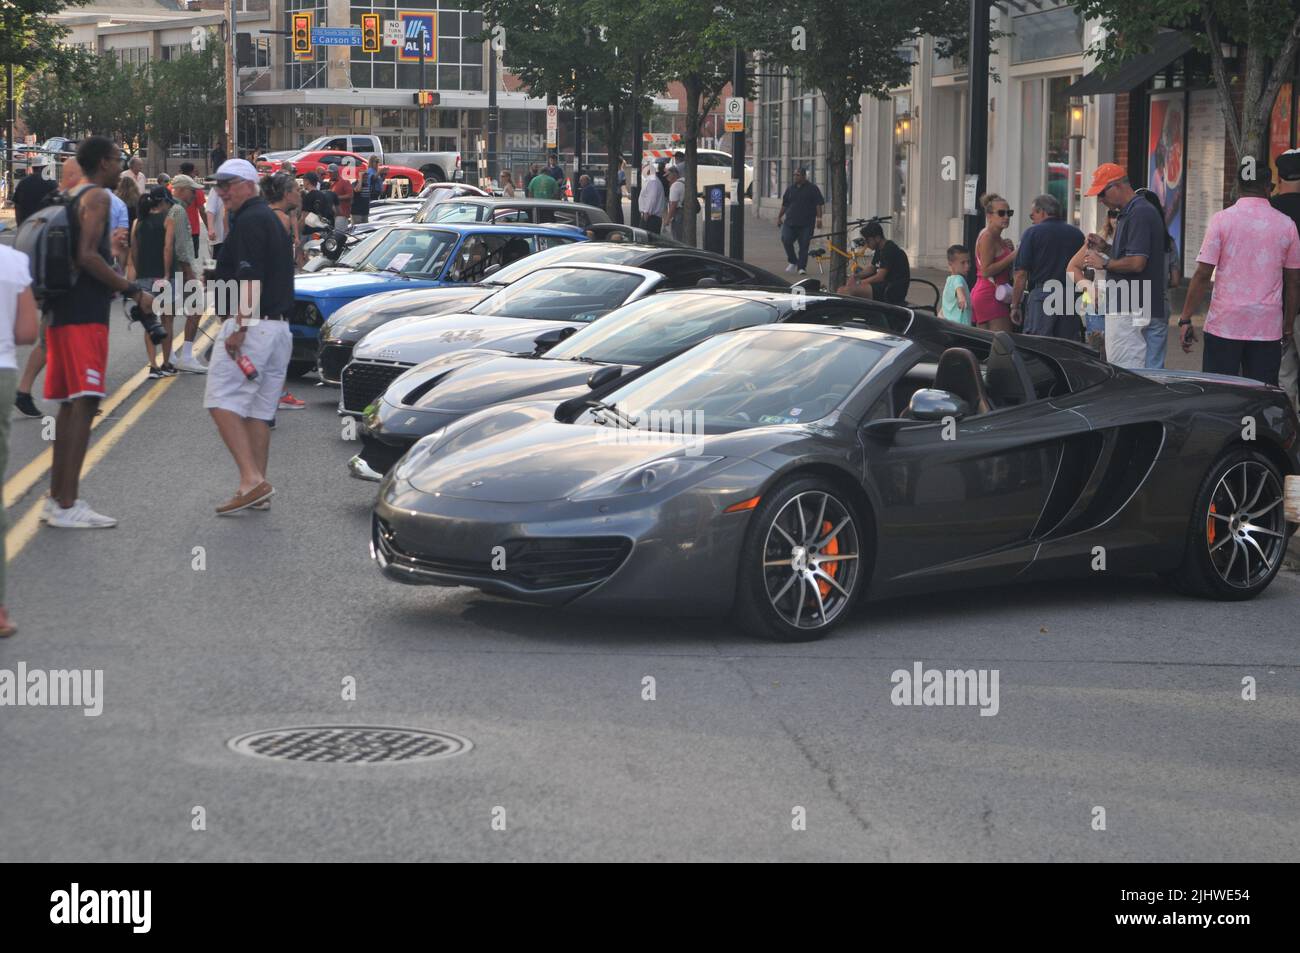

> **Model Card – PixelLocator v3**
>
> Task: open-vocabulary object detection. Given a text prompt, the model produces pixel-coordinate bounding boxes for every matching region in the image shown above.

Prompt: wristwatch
[1178,318,1192,327]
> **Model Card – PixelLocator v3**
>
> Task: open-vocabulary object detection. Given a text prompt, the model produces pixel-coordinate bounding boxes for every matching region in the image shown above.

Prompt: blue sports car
[286,222,586,376]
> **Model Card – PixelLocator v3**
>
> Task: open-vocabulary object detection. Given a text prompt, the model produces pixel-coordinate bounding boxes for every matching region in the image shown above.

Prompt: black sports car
[353,289,911,480]
[372,321,1300,641]
[316,240,790,384]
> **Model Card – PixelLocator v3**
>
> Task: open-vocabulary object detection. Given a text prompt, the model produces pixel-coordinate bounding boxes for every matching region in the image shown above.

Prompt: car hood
[404,403,724,502]
[355,312,584,364]
[323,286,497,342]
[387,354,625,416]
[296,271,439,300]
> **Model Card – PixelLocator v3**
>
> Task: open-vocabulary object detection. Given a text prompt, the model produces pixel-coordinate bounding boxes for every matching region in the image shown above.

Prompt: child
[941,244,973,325]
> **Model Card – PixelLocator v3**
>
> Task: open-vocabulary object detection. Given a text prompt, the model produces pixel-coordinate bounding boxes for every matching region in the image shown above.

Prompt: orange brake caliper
[817,521,840,597]
[1207,502,1217,546]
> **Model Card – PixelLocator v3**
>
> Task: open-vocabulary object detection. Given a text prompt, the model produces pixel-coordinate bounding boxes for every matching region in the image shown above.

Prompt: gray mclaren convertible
[372,321,1300,641]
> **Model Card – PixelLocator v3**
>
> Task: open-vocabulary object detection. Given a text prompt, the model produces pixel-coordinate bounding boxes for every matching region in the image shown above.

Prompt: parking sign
[398,12,436,62]
[724,97,744,132]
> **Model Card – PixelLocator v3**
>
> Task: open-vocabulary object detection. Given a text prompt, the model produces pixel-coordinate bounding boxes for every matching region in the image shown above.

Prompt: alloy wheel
[762,491,860,630]
[1205,460,1285,589]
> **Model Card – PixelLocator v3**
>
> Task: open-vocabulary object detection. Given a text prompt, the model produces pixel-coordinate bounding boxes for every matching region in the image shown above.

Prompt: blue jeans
[781,223,814,270]
[1142,313,1170,369]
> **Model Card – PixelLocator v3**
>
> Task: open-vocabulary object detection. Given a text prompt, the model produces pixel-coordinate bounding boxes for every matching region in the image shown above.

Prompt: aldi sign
[398,12,436,62]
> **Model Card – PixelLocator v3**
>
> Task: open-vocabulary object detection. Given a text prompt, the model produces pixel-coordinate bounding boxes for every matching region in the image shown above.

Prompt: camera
[127,297,168,346]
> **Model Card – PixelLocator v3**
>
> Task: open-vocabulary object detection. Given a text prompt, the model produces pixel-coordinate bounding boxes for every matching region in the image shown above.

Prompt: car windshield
[592,330,887,433]
[354,228,456,276]
[488,242,645,285]
[469,267,645,322]
[548,294,779,366]
[428,202,484,223]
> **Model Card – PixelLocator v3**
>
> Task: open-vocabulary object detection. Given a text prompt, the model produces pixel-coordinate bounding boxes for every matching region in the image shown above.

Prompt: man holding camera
[44,137,155,529]
[202,159,294,515]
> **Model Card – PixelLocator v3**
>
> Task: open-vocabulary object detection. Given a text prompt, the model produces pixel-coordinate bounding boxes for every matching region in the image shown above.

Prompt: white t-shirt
[206,189,227,245]
[0,244,33,370]
[668,179,686,207]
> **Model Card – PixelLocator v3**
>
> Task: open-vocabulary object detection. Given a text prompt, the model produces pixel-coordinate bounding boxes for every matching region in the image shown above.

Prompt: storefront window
[892,94,910,247]
[1045,75,1080,222]
[789,70,819,192]
[759,63,783,199]
[346,3,485,90]
[1012,4,1084,64]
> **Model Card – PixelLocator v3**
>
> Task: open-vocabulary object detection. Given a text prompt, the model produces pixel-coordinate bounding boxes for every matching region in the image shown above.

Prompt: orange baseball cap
[1085,162,1127,197]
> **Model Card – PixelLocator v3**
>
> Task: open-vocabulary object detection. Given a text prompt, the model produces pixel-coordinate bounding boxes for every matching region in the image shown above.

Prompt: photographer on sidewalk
[201,159,295,515]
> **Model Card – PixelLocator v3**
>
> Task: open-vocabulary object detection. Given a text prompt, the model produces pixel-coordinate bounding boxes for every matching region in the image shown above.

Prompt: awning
[1065,32,1194,96]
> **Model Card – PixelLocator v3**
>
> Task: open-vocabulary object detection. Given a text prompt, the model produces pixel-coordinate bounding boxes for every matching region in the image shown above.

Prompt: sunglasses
[214,179,237,190]
[993,209,1014,218]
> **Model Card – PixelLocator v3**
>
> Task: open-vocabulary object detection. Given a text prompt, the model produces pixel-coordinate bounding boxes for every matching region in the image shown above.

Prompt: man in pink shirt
[1179,164,1300,385]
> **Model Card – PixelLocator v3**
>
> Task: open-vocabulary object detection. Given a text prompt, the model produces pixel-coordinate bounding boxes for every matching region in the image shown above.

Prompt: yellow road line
[3,313,218,509]
[5,372,180,562]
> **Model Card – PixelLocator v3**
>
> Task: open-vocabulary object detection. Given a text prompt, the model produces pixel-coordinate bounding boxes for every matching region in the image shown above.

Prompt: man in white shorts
[203,159,295,515]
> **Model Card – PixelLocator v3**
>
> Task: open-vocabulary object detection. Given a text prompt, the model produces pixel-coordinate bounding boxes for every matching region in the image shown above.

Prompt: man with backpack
[37,137,156,528]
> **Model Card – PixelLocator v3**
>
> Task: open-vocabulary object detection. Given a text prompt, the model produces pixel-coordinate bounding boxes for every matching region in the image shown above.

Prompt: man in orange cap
[1081,162,1168,368]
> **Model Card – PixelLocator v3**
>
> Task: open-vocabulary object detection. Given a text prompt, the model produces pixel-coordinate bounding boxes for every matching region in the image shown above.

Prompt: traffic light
[412,90,439,108]
[292,13,312,58]
[361,14,380,54]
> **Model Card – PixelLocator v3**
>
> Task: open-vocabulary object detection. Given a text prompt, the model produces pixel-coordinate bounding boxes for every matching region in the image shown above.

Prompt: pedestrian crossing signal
[292,13,312,57]
[413,90,438,108]
[361,14,380,54]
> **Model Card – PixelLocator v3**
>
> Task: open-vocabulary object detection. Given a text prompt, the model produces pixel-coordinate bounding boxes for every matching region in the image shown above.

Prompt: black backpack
[13,189,80,302]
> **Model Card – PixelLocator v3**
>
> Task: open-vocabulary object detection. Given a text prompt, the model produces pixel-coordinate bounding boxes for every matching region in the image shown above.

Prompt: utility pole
[418,32,428,152]
[487,38,498,184]
[729,44,746,261]
[225,0,237,157]
[962,0,991,287]
[5,62,14,205]
[630,53,642,227]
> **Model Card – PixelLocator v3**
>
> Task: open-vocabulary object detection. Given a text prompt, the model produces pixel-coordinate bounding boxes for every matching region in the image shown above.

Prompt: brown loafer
[216,481,274,515]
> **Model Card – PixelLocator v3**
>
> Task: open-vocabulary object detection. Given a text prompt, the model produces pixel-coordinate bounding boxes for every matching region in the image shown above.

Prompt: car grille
[374,518,630,591]
[317,341,353,383]
[341,360,410,414]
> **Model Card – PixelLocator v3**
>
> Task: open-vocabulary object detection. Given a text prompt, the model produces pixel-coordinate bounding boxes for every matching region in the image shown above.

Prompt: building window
[789,70,818,191]
[759,62,782,199]
[346,4,484,91]
[1012,4,1084,64]
[115,47,150,66]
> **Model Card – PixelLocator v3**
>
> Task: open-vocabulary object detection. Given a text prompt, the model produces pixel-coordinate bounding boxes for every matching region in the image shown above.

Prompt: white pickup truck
[260,134,461,182]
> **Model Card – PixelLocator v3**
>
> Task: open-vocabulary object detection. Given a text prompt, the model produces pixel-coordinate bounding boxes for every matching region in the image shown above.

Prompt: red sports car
[258,150,425,194]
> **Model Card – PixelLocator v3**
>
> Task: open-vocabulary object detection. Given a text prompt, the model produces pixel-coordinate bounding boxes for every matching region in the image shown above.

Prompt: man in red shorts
[44,136,156,529]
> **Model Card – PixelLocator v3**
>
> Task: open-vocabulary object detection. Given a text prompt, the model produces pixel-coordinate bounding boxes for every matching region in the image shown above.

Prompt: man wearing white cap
[167,173,208,373]
[203,158,295,515]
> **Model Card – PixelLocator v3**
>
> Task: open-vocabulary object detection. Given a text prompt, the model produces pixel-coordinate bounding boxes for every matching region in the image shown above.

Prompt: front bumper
[370,465,768,615]
[317,339,353,385]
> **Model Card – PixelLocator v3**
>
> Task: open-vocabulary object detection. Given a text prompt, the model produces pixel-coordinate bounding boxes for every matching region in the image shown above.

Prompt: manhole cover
[228,725,471,764]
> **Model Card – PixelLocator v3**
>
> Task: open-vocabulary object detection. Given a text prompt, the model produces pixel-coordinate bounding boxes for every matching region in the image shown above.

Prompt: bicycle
[808,215,892,282]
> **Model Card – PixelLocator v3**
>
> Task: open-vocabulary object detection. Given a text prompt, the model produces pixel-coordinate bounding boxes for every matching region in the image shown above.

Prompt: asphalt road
[1,313,1298,863]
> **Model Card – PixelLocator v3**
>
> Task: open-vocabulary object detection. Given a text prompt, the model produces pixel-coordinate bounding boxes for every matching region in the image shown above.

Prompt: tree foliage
[1075,0,1300,166]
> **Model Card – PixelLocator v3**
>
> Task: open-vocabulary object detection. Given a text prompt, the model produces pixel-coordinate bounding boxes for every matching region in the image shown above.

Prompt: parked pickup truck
[258,134,461,182]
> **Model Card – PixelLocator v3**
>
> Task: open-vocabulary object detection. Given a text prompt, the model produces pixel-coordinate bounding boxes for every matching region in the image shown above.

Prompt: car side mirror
[587,364,623,389]
[861,418,908,441]
[907,388,970,422]
[533,326,575,353]
[482,262,502,277]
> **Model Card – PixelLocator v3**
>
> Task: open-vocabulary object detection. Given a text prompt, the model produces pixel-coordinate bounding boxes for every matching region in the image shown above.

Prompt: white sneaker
[798,269,807,276]
[47,500,118,529]
[784,263,797,273]
[38,497,58,523]
[174,354,208,374]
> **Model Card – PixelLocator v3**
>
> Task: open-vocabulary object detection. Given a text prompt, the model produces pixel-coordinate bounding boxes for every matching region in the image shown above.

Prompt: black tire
[730,476,867,642]
[287,359,316,379]
[421,165,446,183]
[1167,447,1288,600]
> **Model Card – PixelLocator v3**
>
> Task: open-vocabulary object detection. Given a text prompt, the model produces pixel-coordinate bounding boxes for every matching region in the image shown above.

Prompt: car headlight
[570,456,722,501]
[393,428,447,482]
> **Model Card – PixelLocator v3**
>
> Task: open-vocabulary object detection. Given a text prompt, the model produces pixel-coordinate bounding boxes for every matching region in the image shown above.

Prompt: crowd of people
[767,153,1300,407]
[0,138,300,643]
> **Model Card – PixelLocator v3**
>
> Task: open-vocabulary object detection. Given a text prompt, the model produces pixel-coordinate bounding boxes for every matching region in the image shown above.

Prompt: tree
[657,1,738,244]
[1075,0,1300,174]
[742,1,969,290]
[149,41,226,156]
[480,0,667,220]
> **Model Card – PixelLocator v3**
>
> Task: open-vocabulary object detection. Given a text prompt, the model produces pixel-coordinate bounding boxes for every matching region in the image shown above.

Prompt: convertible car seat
[984,331,1037,407]
[932,347,993,415]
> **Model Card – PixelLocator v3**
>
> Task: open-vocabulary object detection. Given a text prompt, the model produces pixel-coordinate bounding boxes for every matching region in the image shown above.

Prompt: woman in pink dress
[970,193,1016,332]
